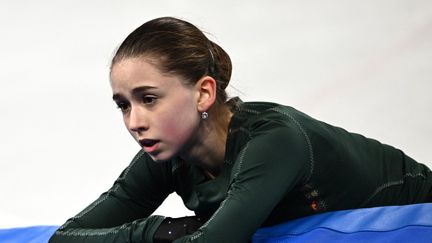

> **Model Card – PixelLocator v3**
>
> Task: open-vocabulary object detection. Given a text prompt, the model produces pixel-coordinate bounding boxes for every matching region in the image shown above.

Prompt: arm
[49,150,174,243]
[175,127,311,243]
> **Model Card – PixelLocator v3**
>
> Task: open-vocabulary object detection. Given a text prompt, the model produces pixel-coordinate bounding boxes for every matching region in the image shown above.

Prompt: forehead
[110,57,182,91]
[111,57,162,82]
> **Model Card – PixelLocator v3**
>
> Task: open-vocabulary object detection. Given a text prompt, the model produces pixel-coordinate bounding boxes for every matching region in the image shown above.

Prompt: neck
[180,105,233,177]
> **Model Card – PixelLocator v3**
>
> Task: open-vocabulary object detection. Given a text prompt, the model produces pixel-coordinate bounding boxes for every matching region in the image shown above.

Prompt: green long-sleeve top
[50,100,432,243]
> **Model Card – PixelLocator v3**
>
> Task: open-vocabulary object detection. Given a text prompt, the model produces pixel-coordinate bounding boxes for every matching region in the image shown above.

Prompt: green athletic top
[50,99,432,243]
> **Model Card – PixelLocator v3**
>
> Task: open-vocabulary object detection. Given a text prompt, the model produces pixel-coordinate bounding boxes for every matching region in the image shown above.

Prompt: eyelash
[115,95,157,112]
[141,95,157,105]
[116,102,130,112]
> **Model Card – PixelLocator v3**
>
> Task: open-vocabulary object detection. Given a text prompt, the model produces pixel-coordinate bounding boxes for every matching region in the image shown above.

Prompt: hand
[153,216,204,243]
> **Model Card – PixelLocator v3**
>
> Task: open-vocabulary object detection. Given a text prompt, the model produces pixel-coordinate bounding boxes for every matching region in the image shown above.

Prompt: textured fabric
[50,99,432,243]
[252,203,432,243]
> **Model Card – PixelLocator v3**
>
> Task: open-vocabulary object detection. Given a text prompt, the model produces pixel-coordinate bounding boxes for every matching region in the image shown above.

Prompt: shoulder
[230,100,315,139]
[227,100,314,175]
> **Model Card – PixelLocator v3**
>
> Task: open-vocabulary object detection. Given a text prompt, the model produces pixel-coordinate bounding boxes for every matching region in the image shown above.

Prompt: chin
[147,151,174,163]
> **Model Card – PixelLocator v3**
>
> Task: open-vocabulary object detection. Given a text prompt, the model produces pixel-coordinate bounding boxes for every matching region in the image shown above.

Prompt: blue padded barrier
[252,203,432,242]
[0,225,58,243]
[1,203,431,242]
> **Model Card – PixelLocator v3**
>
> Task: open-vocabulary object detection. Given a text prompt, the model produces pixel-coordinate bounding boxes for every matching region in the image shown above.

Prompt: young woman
[49,17,432,243]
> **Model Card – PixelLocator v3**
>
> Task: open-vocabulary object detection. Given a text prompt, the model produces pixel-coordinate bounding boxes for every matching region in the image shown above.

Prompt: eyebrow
[112,85,157,101]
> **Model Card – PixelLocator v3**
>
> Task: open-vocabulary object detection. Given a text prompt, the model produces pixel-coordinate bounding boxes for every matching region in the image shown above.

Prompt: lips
[139,139,160,153]
[139,139,158,147]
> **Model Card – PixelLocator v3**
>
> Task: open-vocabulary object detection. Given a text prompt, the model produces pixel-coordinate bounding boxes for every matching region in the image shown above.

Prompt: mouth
[139,139,160,153]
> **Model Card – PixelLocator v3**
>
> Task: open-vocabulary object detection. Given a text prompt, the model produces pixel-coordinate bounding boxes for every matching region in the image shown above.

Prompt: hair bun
[209,41,232,90]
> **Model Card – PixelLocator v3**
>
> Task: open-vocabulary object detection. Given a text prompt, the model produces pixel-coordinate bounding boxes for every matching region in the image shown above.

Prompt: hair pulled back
[111,17,232,104]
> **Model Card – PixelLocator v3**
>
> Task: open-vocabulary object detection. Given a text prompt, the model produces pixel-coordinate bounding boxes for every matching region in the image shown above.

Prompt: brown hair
[111,17,232,104]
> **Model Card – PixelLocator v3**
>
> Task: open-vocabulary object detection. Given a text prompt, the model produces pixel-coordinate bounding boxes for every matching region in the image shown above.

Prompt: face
[110,57,201,162]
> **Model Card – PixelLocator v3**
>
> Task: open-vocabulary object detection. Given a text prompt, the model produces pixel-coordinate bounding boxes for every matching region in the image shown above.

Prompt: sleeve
[174,126,312,243]
[49,150,174,243]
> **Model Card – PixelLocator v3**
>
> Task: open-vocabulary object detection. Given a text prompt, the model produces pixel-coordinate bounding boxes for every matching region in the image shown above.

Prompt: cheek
[159,98,199,142]
[160,119,180,137]
[160,109,198,140]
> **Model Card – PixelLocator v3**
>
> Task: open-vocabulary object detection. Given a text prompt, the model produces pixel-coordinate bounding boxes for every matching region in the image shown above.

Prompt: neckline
[223,97,245,165]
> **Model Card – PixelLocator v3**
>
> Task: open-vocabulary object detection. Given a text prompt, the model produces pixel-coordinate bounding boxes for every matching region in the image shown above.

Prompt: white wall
[0,0,431,227]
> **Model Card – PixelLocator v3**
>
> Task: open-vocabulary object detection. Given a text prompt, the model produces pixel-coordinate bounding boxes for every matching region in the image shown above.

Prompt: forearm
[50,215,165,243]
[50,151,173,243]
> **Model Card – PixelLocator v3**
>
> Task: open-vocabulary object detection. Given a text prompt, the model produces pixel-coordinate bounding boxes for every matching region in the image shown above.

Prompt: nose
[127,105,149,133]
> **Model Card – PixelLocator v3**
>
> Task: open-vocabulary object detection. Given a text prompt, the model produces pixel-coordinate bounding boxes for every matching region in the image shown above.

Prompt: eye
[142,95,157,105]
[116,102,130,113]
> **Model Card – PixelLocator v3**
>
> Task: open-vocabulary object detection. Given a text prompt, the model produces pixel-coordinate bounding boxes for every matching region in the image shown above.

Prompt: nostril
[130,126,147,133]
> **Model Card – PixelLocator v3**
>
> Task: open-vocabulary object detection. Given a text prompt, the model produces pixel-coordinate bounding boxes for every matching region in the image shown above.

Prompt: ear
[195,76,217,112]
